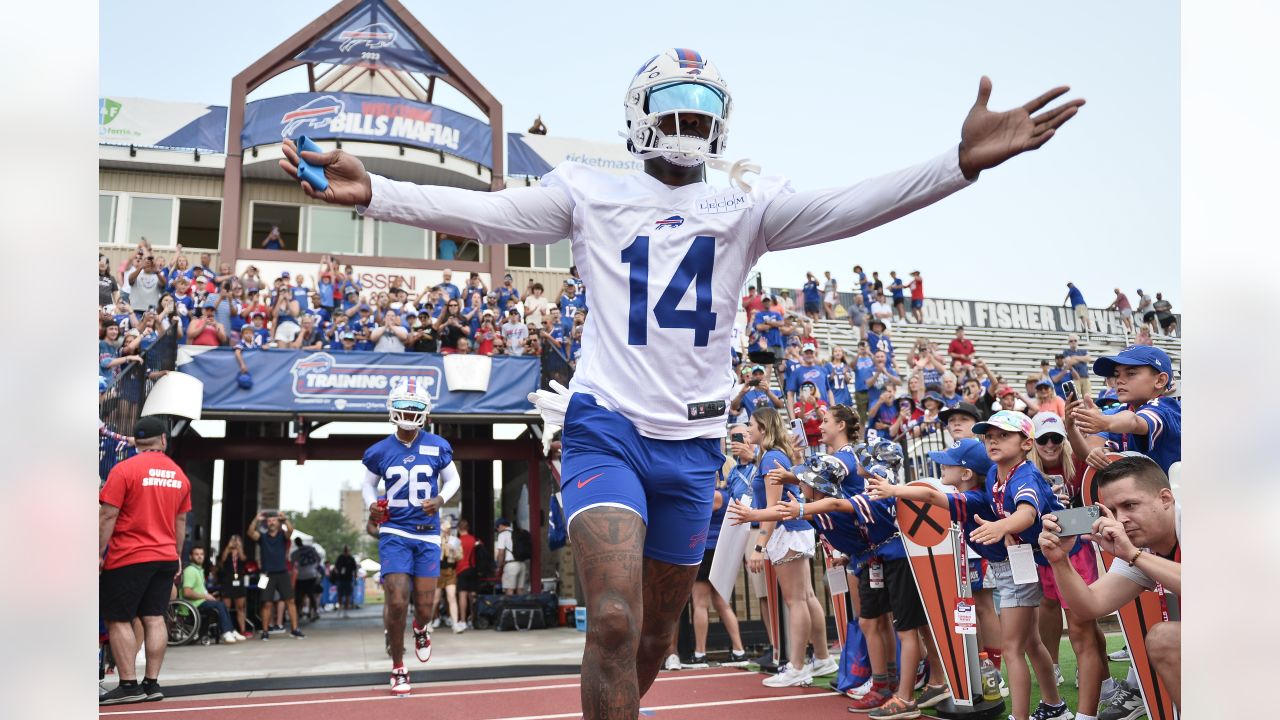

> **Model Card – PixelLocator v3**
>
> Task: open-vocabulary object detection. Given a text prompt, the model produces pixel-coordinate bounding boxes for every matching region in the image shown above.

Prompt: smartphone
[731,433,746,445]
[1060,380,1078,402]
[790,418,806,439]
[1052,506,1101,537]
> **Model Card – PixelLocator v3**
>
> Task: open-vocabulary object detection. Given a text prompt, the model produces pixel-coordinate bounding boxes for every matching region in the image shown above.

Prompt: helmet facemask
[389,399,428,431]
[624,50,732,168]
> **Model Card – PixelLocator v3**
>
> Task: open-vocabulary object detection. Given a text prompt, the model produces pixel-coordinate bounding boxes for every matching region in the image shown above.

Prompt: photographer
[1038,455,1181,712]
[127,250,164,320]
[407,312,437,353]
[501,308,528,356]
[271,292,301,345]
[186,300,228,347]
[730,364,784,419]
[434,298,470,354]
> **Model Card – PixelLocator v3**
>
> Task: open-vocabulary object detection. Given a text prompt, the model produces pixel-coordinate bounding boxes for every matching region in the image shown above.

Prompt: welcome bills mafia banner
[179,349,538,416]
[242,91,493,167]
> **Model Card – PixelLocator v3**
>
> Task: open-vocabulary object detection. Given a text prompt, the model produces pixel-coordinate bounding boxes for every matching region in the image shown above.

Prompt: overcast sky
[101,0,1179,311]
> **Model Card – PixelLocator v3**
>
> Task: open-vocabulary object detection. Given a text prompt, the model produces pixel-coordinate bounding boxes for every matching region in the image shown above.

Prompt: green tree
[285,508,360,558]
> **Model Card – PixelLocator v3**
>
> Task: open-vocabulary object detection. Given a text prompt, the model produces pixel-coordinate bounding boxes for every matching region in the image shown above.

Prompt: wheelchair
[165,598,230,647]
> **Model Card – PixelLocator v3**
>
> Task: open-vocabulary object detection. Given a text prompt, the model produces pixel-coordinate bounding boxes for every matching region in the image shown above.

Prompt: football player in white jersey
[282,47,1082,718]
[363,377,461,695]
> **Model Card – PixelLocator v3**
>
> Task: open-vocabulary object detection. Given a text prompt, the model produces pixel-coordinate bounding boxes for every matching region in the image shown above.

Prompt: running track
[99,668,867,719]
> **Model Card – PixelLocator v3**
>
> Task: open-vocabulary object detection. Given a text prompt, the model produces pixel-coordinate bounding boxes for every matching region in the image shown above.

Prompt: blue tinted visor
[391,400,427,411]
[647,82,726,117]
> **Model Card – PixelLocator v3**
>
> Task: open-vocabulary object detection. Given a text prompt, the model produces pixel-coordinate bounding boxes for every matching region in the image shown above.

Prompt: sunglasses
[1036,435,1064,446]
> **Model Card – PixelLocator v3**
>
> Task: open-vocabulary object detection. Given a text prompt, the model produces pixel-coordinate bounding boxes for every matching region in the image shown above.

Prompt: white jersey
[360,146,971,440]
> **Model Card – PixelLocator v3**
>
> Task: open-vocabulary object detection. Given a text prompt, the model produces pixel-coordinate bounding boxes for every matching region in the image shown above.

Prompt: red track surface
[99,668,869,719]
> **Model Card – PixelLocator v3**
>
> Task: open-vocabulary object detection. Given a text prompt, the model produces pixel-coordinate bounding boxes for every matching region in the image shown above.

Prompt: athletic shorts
[988,559,1043,608]
[967,558,987,593]
[857,558,927,632]
[696,548,717,582]
[379,533,441,578]
[294,577,320,597]
[560,393,724,566]
[1120,308,1133,319]
[264,571,294,601]
[892,298,905,308]
[336,580,354,598]
[804,302,821,315]
[456,567,479,592]
[911,299,923,310]
[1037,543,1099,610]
[99,560,179,622]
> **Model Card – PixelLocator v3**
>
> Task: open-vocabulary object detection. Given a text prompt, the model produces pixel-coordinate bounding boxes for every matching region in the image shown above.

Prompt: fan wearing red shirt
[793,381,828,449]
[948,325,975,365]
[98,417,190,705]
[453,518,480,632]
[908,270,925,324]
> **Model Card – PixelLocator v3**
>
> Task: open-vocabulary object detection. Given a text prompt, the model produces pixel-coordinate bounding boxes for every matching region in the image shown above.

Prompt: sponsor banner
[507,133,554,177]
[180,348,538,416]
[777,290,1180,334]
[243,91,493,167]
[517,134,644,176]
[293,0,448,76]
[235,259,490,297]
[99,96,228,152]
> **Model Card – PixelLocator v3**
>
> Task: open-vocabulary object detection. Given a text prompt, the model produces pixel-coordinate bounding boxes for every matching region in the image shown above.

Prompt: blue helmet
[794,454,849,498]
[236,371,254,390]
[871,440,903,467]
[866,463,896,485]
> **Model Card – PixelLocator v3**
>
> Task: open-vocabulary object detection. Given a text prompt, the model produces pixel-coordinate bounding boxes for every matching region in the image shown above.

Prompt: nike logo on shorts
[577,473,603,489]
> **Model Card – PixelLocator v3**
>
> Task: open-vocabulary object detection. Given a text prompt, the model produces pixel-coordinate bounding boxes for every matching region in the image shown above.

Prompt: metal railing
[98,323,179,438]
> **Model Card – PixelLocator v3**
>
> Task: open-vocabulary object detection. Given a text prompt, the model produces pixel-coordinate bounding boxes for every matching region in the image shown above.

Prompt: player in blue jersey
[282,46,1082,718]
[363,377,461,696]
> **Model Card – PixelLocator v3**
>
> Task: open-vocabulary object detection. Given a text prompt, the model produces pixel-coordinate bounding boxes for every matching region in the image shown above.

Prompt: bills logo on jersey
[403,456,416,464]
[655,215,684,229]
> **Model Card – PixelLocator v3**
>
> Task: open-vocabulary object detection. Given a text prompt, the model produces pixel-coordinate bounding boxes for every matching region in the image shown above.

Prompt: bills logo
[280,95,345,138]
[289,353,441,403]
[1040,415,1061,427]
[655,215,684,229]
[338,23,397,52]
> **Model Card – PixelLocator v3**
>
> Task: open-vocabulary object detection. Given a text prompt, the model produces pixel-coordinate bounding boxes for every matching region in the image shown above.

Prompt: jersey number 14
[385,465,435,507]
[621,235,718,347]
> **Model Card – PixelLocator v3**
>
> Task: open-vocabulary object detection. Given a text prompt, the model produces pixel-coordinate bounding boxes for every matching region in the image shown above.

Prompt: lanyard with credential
[1151,540,1180,623]
[991,460,1027,519]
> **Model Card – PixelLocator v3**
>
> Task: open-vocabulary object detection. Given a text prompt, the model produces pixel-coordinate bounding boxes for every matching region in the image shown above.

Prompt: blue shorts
[560,393,724,565]
[911,299,924,310]
[968,558,986,593]
[378,532,441,578]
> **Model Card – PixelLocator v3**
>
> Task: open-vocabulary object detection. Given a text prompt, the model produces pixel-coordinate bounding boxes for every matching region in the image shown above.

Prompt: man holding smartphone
[729,365,783,419]
[1038,454,1181,714]
[246,511,305,640]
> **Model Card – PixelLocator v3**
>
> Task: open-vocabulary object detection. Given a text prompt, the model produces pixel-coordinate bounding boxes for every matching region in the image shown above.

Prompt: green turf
[793,633,1128,716]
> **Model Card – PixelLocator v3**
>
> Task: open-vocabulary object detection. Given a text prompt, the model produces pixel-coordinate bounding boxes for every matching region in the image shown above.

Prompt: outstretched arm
[757,77,1083,253]
[280,140,572,246]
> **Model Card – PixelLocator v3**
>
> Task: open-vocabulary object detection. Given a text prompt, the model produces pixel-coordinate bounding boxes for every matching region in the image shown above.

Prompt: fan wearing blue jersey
[362,378,461,696]
[282,46,1082,719]
[1067,344,1181,475]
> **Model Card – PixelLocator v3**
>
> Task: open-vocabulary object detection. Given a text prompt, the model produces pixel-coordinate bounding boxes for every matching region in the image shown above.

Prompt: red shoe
[847,684,893,713]
[413,624,432,663]
[390,666,411,696]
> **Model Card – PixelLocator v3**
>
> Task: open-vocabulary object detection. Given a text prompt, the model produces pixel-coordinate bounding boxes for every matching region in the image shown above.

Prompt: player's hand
[726,499,756,525]
[957,76,1085,180]
[1084,504,1136,558]
[368,502,387,523]
[748,550,766,574]
[421,497,443,515]
[280,138,374,206]
[765,460,797,486]
[1084,446,1113,470]
[969,516,1007,545]
[865,473,896,500]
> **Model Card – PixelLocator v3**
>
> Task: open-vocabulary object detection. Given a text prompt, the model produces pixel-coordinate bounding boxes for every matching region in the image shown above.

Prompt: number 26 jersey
[362,430,453,541]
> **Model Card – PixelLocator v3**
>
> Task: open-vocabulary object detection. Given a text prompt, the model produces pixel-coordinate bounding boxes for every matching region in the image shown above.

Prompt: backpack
[472,540,494,576]
[512,528,533,562]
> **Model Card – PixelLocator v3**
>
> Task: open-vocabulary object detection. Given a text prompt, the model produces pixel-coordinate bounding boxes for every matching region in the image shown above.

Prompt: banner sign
[233,259,490,297]
[179,348,538,416]
[293,0,448,76]
[242,91,493,167]
[777,290,1180,335]
[517,133,644,176]
[99,97,228,153]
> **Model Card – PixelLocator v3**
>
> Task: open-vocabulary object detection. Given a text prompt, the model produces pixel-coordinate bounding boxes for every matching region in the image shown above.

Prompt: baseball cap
[927,438,993,477]
[869,317,886,330]
[802,343,816,354]
[507,308,520,315]
[1033,412,1067,439]
[972,410,1035,438]
[1092,345,1172,379]
[134,416,168,440]
[281,271,290,278]
[939,402,981,424]
[341,331,356,340]
[996,385,1017,399]
[750,364,766,374]
[358,303,371,311]
[1035,378,1053,389]
[202,298,216,308]
[495,517,511,529]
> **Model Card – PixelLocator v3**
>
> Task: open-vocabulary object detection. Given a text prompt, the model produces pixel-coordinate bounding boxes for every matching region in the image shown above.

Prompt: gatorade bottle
[376,496,389,525]
[979,652,1002,702]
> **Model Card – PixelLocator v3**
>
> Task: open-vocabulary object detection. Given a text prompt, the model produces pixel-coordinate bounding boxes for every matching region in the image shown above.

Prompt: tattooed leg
[636,558,700,698]
[571,507,645,720]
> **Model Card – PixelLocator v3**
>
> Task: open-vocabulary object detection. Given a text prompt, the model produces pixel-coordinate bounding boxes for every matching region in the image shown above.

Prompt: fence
[98,323,179,445]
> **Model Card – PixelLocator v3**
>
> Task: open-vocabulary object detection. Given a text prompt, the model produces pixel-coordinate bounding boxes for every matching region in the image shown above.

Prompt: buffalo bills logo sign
[280,95,345,138]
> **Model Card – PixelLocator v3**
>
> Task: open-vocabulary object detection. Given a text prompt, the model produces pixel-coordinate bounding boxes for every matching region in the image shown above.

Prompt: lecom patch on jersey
[696,191,751,215]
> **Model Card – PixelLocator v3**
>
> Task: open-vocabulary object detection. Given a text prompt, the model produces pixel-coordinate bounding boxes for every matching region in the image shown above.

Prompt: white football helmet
[387,377,432,430]
[624,48,732,167]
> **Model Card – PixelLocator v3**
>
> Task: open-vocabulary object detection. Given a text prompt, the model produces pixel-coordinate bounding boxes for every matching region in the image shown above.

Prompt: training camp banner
[242,91,494,167]
[99,96,228,153]
[179,348,539,416]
